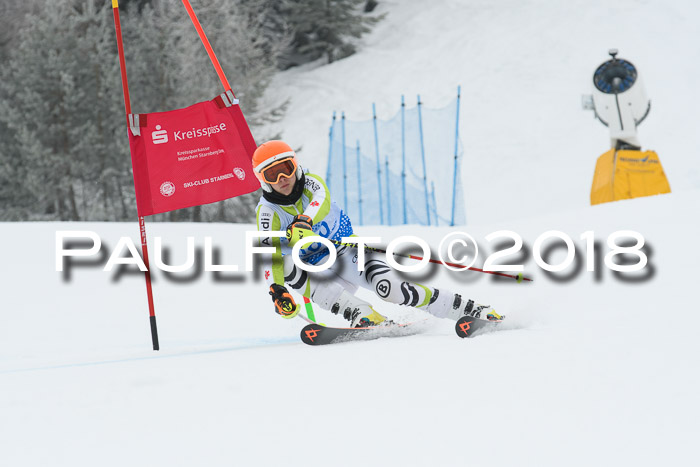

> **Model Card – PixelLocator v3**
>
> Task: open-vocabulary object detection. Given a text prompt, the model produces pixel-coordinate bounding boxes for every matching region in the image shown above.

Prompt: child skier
[253,140,502,327]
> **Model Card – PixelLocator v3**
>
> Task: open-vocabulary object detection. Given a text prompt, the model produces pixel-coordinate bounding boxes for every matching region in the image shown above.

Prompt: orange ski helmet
[252,140,303,192]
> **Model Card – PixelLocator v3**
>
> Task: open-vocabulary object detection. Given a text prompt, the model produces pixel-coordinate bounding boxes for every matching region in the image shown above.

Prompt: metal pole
[112,0,159,350]
[431,181,438,227]
[326,111,336,189]
[372,103,384,224]
[181,0,231,92]
[400,95,407,224]
[451,86,461,226]
[417,95,430,225]
[341,112,348,215]
[356,140,363,225]
[327,238,531,282]
[385,156,391,226]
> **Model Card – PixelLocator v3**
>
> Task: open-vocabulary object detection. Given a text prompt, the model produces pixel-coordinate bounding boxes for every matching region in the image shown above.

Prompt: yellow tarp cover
[590,149,671,205]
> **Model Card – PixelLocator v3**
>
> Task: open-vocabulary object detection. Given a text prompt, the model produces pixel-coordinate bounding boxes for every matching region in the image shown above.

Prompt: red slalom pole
[112,0,160,350]
[181,0,232,93]
[329,238,533,282]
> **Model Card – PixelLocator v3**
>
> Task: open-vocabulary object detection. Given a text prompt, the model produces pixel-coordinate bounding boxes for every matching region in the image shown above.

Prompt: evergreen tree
[0,0,129,221]
[0,0,45,221]
[0,0,285,222]
[0,0,42,61]
[282,0,383,66]
[0,0,378,222]
[0,116,33,221]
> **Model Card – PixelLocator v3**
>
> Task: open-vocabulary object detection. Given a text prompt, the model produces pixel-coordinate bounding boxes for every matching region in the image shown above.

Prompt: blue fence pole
[341,112,348,216]
[417,95,431,226]
[385,156,392,226]
[400,94,407,224]
[326,111,336,190]
[451,86,461,226]
[431,181,438,226]
[372,103,384,225]
[356,140,363,225]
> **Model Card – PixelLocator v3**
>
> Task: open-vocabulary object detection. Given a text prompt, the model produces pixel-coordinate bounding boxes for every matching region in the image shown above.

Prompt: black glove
[269,283,298,318]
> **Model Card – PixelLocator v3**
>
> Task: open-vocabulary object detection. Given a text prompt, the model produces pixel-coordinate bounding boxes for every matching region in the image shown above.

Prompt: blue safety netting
[326,92,466,226]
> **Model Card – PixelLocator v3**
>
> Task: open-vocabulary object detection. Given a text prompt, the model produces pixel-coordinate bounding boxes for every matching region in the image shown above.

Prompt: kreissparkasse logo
[151,125,168,145]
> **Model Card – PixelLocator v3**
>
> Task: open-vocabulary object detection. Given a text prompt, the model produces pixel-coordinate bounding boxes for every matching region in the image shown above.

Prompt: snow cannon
[584,48,649,149]
[582,49,670,206]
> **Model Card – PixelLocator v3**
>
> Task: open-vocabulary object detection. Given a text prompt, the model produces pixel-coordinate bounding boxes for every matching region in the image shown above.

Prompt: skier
[253,140,502,327]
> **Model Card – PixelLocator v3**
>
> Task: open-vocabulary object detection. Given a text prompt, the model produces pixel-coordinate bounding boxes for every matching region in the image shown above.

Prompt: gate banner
[128,92,259,216]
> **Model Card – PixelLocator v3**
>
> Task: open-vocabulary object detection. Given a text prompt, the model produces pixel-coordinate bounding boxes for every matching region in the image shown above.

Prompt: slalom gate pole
[400,95,407,224]
[111,0,159,350]
[385,156,391,225]
[355,140,363,225]
[326,112,336,189]
[430,181,438,226]
[181,0,231,92]
[372,103,384,224]
[451,86,461,226]
[416,95,430,225]
[341,112,348,214]
[327,238,532,282]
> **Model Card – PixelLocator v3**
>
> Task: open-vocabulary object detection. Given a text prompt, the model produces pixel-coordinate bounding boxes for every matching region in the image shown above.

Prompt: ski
[299,316,501,345]
[455,315,502,338]
[300,321,425,346]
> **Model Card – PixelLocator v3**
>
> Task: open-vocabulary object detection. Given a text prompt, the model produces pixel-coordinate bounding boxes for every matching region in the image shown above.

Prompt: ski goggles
[258,157,298,184]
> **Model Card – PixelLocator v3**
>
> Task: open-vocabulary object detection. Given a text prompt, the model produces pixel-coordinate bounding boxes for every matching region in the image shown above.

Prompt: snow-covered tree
[0,0,378,221]
[280,0,383,65]
[0,0,46,220]
[0,0,286,222]
[0,0,129,221]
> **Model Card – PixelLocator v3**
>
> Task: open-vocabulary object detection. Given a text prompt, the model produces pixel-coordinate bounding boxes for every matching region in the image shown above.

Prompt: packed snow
[2,0,700,466]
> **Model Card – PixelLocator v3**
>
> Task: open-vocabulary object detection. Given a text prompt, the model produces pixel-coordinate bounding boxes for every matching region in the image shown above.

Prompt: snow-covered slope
[264,0,700,224]
[3,188,699,466]
[3,0,700,466]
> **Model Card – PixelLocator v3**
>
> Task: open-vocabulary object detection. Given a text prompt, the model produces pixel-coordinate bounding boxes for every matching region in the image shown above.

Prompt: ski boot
[451,294,503,322]
[331,290,390,328]
[426,290,503,322]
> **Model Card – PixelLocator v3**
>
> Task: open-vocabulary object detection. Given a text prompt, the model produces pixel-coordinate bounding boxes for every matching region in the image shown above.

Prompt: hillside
[2,0,700,466]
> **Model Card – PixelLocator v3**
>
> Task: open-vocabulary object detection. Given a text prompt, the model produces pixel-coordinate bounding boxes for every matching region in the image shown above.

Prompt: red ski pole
[328,238,532,282]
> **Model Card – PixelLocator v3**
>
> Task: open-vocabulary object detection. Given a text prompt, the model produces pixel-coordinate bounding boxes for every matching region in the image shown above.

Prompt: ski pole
[327,238,532,282]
